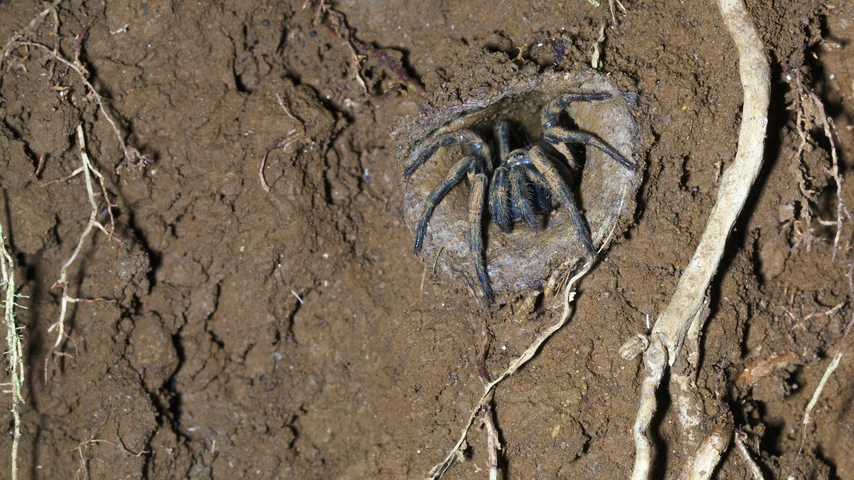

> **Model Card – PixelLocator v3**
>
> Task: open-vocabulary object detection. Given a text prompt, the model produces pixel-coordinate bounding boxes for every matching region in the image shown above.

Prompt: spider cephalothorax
[403,92,636,303]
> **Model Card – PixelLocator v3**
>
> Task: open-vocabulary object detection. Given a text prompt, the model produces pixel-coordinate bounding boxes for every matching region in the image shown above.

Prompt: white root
[687,424,733,480]
[629,0,770,477]
[0,225,26,480]
[735,429,765,479]
[790,255,854,475]
[426,261,593,479]
[630,339,666,480]
[45,125,115,380]
[653,0,770,368]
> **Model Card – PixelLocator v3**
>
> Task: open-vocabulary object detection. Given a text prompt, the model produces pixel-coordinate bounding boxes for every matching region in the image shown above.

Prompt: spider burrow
[396,69,644,304]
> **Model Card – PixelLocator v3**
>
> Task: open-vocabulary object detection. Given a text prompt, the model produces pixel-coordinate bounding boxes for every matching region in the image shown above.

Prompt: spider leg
[542,93,612,123]
[488,166,512,232]
[493,120,512,161]
[413,156,474,254]
[404,130,492,178]
[524,165,553,212]
[534,185,553,212]
[510,166,539,229]
[528,146,595,256]
[543,128,636,172]
[524,166,557,200]
[540,93,636,172]
[468,170,494,303]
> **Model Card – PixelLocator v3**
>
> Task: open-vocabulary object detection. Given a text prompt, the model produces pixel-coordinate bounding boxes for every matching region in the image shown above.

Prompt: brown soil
[0,0,851,479]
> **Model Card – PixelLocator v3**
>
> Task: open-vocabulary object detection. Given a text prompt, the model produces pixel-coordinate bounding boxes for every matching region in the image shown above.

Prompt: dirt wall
[0,0,852,478]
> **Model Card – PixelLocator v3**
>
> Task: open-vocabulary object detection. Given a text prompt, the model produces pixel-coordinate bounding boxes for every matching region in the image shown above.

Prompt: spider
[403,92,637,304]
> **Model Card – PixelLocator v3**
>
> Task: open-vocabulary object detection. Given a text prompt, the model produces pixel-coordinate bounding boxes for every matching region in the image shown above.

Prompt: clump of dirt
[0,0,852,479]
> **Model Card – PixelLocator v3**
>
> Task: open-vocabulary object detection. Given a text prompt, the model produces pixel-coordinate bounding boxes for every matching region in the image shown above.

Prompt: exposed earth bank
[1,0,853,478]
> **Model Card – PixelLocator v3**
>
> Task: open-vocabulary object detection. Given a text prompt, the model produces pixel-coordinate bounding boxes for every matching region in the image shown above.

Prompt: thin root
[9,41,148,172]
[44,125,121,383]
[788,47,851,260]
[425,261,593,479]
[790,255,854,474]
[260,94,307,192]
[734,429,765,480]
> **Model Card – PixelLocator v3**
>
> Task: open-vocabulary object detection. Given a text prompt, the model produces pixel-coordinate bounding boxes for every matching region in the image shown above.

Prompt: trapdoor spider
[403,92,637,303]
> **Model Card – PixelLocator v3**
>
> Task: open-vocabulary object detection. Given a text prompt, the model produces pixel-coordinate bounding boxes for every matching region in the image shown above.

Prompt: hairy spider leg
[527,146,596,255]
[509,165,539,229]
[487,120,516,232]
[491,149,544,231]
[488,166,512,232]
[501,149,544,230]
[525,165,553,212]
[468,170,495,303]
[544,93,612,116]
[541,93,637,172]
[493,120,512,161]
[404,130,493,178]
[413,156,477,254]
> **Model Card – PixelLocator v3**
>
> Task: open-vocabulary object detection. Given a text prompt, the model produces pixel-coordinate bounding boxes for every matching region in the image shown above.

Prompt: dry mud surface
[0,0,852,479]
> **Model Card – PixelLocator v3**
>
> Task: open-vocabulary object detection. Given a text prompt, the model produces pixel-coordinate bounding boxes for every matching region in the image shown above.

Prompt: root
[425,260,593,479]
[424,177,629,478]
[787,48,851,259]
[688,424,733,480]
[259,93,307,192]
[304,0,424,99]
[734,429,765,479]
[44,125,121,382]
[480,405,501,480]
[0,225,26,480]
[476,326,501,480]
[2,3,148,173]
[73,436,149,480]
[790,255,854,474]
[627,0,770,477]
[736,352,800,388]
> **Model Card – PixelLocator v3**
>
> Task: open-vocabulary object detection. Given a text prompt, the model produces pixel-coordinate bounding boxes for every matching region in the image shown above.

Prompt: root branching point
[45,125,120,382]
[629,0,769,477]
